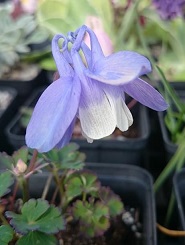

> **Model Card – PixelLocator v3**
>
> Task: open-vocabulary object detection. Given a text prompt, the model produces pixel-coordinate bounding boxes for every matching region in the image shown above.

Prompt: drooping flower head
[26,25,168,153]
[152,0,185,20]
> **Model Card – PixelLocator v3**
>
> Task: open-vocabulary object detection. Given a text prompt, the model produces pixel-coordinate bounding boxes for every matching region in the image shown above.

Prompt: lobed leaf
[16,231,57,245]
[99,187,124,217]
[43,143,85,170]
[0,225,14,245]
[73,200,110,237]
[65,171,100,201]
[0,171,14,198]
[6,199,65,234]
[0,152,13,169]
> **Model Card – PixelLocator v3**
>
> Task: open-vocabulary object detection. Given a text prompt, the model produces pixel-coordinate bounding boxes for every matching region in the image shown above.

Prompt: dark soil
[58,207,143,245]
[72,120,139,140]
[1,63,40,81]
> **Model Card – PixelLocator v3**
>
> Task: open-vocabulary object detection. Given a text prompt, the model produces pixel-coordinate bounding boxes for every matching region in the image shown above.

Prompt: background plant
[35,0,185,81]
[0,2,49,78]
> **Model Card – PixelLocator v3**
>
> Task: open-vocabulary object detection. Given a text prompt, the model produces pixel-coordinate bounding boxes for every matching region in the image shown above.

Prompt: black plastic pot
[0,66,46,97]
[157,82,185,162]
[27,163,156,245]
[0,86,17,122]
[5,87,46,152]
[173,169,185,244]
[0,86,18,153]
[158,111,177,161]
[5,86,150,166]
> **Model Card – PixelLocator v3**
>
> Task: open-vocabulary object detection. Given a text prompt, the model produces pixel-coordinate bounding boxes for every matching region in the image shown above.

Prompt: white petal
[122,102,133,127]
[79,80,116,140]
[103,87,133,131]
[81,129,94,143]
[115,99,133,131]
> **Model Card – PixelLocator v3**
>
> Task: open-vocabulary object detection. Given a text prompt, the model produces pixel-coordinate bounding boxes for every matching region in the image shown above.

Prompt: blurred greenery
[0,2,50,77]
[34,0,185,81]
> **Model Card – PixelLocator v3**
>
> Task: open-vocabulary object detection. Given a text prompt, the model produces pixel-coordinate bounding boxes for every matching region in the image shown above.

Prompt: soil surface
[1,63,40,81]
[72,119,139,140]
[58,207,143,245]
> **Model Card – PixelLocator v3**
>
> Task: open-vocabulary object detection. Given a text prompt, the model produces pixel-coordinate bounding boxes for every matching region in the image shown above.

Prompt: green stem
[21,178,29,203]
[135,15,155,64]
[165,151,185,225]
[82,192,87,203]
[27,149,38,173]
[154,139,185,192]
[135,13,183,113]
[156,66,183,113]
[53,170,63,195]
[165,192,175,226]
[52,169,66,208]
[41,173,53,200]
[116,0,139,49]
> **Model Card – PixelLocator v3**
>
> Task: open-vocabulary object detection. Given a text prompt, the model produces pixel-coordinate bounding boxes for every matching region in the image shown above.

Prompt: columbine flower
[26,25,168,153]
[152,0,185,20]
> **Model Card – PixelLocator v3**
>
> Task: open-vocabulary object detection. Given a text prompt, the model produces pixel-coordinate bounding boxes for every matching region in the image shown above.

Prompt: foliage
[6,199,65,234]
[0,225,14,245]
[0,3,49,78]
[156,67,185,143]
[154,68,185,225]
[0,144,124,243]
[35,0,185,80]
[0,171,14,198]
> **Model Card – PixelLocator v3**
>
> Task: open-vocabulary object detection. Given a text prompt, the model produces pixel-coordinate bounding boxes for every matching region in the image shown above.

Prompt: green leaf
[19,107,33,129]
[73,200,110,237]
[37,0,95,35]
[88,0,113,38]
[43,143,85,170]
[0,171,14,198]
[0,152,13,168]
[25,28,49,45]
[0,225,14,245]
[99,187,124,217]
[65,171,100,201]
[17,231,57,245]
[37,0,69,34]
[6,199,65,234]
[39,56,56,71]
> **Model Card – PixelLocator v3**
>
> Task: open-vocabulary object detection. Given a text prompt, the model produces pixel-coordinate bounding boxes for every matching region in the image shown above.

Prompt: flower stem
[41,173,53,200]
[21,178,29,203]
[52,169,66,207]
[9,182,19,210]
[154,140,185,192]
[27,149,38,173]
[0,212,9,225]
[116,0,139,50]
[165,150,185,225]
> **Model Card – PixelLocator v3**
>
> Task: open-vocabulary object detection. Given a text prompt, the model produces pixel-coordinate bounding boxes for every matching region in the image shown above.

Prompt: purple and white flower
[26,25,168,152]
